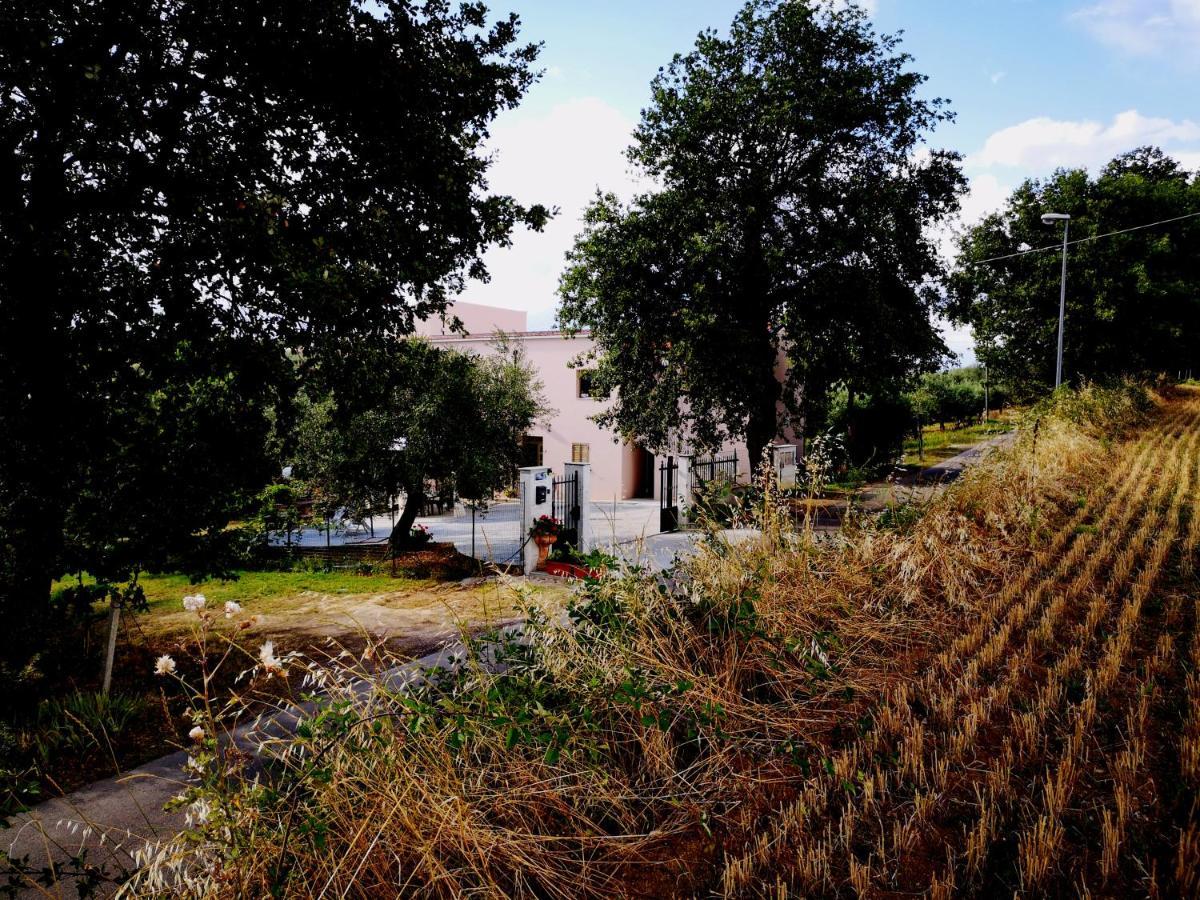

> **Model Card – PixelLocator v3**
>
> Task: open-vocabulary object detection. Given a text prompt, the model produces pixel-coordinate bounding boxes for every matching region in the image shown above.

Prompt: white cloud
[466,97,644,327]
[968,109,1200,172]
[825,0,879,16]
[1071,0,1200,60]
[959,173,1013,225]
[990,71,1006,85]
[1175,150,1200,173]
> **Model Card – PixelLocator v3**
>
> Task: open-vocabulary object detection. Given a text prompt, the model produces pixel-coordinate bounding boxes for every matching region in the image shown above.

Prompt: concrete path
[270,498,666,565]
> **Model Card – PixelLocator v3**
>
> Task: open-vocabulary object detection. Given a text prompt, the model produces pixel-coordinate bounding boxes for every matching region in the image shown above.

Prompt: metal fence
[415,499,525,566]
[692,452,738,486]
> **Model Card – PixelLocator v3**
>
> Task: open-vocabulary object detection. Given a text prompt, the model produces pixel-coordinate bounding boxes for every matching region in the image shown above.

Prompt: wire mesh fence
[415,499,525,566]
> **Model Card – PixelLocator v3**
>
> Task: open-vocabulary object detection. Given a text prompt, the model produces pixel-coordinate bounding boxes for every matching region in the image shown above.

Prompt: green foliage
[1031,380,1151,439]
[908,366,1007,429]
[551,544,620,571]
[0,0,547,664]
[558,0,964,461]
[33,691,148,760]
[291,337,546,549]
[950,147,1200,394]
[826,389,913,469]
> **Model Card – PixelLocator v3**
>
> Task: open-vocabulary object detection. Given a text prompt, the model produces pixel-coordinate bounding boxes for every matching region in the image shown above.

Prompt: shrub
[33,691,149,760]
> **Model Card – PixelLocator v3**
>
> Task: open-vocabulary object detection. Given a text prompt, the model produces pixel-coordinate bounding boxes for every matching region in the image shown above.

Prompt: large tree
[291,338,546,551]
[949,147,1200,394]
[557,0,964,463]
[0,0,547,662]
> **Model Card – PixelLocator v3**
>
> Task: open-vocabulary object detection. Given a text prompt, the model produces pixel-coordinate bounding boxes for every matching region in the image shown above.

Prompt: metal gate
[659,457,679,532]
[692,452,738,486]
[552,471,581,549]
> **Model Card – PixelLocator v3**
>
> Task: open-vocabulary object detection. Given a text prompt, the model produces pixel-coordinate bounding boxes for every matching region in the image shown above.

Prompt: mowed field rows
[723,388,1200,897]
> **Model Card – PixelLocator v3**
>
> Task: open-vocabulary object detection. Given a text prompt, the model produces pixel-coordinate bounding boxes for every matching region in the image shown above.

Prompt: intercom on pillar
[519,466,553,575]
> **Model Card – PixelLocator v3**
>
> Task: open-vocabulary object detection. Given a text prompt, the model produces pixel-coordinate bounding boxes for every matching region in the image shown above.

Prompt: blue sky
[466,0,1200,361]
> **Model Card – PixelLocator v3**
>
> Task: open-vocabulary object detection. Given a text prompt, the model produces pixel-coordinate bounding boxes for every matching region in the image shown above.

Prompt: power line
[963,210,1200,266]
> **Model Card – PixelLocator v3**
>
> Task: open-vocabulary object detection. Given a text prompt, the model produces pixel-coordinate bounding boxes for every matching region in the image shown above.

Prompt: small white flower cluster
[258,640,283,674]
[184,798,212,827]
[154,654,177,676]
[188,725,205,743]
[182,593,206,613]
[223,600,241,618]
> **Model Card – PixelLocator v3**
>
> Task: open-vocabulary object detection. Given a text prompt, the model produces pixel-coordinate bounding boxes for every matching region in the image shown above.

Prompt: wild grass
[108,379,1200,900]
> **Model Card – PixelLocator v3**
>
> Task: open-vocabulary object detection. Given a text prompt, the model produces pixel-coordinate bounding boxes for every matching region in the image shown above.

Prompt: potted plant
[544,545,617,580]
[528,515,561,569]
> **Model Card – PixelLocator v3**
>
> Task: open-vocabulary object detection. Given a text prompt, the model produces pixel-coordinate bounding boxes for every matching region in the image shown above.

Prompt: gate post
[519,465,552,576]
[676,454,693,528]
[564,462,593,552]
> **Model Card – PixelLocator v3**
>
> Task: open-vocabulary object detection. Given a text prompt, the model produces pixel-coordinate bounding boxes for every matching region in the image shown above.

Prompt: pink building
[416,301,751,501]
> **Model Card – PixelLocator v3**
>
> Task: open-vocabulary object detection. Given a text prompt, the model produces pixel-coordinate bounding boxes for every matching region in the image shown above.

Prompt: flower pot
[533,533,557,569]
[544,560,606,580]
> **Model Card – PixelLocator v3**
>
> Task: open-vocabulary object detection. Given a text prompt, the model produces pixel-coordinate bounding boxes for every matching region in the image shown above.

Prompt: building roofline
[426,329,591,342]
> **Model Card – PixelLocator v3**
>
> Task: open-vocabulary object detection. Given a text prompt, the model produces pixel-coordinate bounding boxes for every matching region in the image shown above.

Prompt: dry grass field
[126,384,1199,899]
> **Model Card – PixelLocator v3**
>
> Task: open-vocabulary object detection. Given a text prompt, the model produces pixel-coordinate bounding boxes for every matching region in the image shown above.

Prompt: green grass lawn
[902,416,1013,468]
[53,567,569,646]
[55,569,433,616]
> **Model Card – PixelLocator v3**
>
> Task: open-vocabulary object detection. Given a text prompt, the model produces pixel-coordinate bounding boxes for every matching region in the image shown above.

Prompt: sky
[463,0,1200,364]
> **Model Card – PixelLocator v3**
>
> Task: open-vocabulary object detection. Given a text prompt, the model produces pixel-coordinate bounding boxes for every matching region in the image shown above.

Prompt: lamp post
[982,362,989,424]
[1042,212,1071,388]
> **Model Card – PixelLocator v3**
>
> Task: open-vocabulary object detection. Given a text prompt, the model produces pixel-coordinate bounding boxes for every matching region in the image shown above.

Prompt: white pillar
[676,454,693,527]
[564,462,593,552]
[519,465,552,575]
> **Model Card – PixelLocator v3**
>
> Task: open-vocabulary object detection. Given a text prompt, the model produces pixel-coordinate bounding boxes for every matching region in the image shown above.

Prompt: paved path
[271,499,665,565]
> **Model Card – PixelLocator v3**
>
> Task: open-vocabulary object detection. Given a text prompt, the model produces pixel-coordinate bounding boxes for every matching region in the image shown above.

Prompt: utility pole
[983,363,989,425]
[1042,212,1071,388]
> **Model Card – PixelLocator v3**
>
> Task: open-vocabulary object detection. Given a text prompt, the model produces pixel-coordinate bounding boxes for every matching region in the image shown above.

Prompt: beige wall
[414,300,528,338]
[429,330,635,501]
[425,302,759,500]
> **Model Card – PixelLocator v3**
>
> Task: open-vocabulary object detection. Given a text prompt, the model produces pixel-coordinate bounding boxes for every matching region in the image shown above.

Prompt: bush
[1031,379,1151,438]
[33,691,149,760]
[826,390,912,470]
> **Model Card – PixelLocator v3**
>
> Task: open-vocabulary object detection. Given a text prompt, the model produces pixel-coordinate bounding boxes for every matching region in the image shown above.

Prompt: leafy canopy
[0,0,546,659]
[949,147,1200,394]
[291,338,547,548]
[557,0,964,461]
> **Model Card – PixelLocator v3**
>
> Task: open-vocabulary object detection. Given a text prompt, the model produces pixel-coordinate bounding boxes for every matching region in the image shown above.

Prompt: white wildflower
[182,593,206,613]
[185,798,212,826]
[154,655,177,676]
[223,600,242,619]
[188,725,205,743]
[258,640,283,674]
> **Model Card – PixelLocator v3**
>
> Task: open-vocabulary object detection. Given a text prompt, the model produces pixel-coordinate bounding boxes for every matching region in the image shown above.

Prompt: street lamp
[1042,212,1071,388]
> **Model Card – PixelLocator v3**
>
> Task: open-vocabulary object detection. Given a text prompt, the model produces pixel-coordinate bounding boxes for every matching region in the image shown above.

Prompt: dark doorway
[633,446,655,499]
[520,435,544,468]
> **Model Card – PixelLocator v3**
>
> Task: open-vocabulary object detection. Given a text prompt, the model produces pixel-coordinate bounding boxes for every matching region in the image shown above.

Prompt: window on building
[576,369,607,399]
[571,442,590,464]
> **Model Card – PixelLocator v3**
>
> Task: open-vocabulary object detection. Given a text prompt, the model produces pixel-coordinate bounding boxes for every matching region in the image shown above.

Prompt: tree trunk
[0,115,69,665]
[387,480,423,552]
